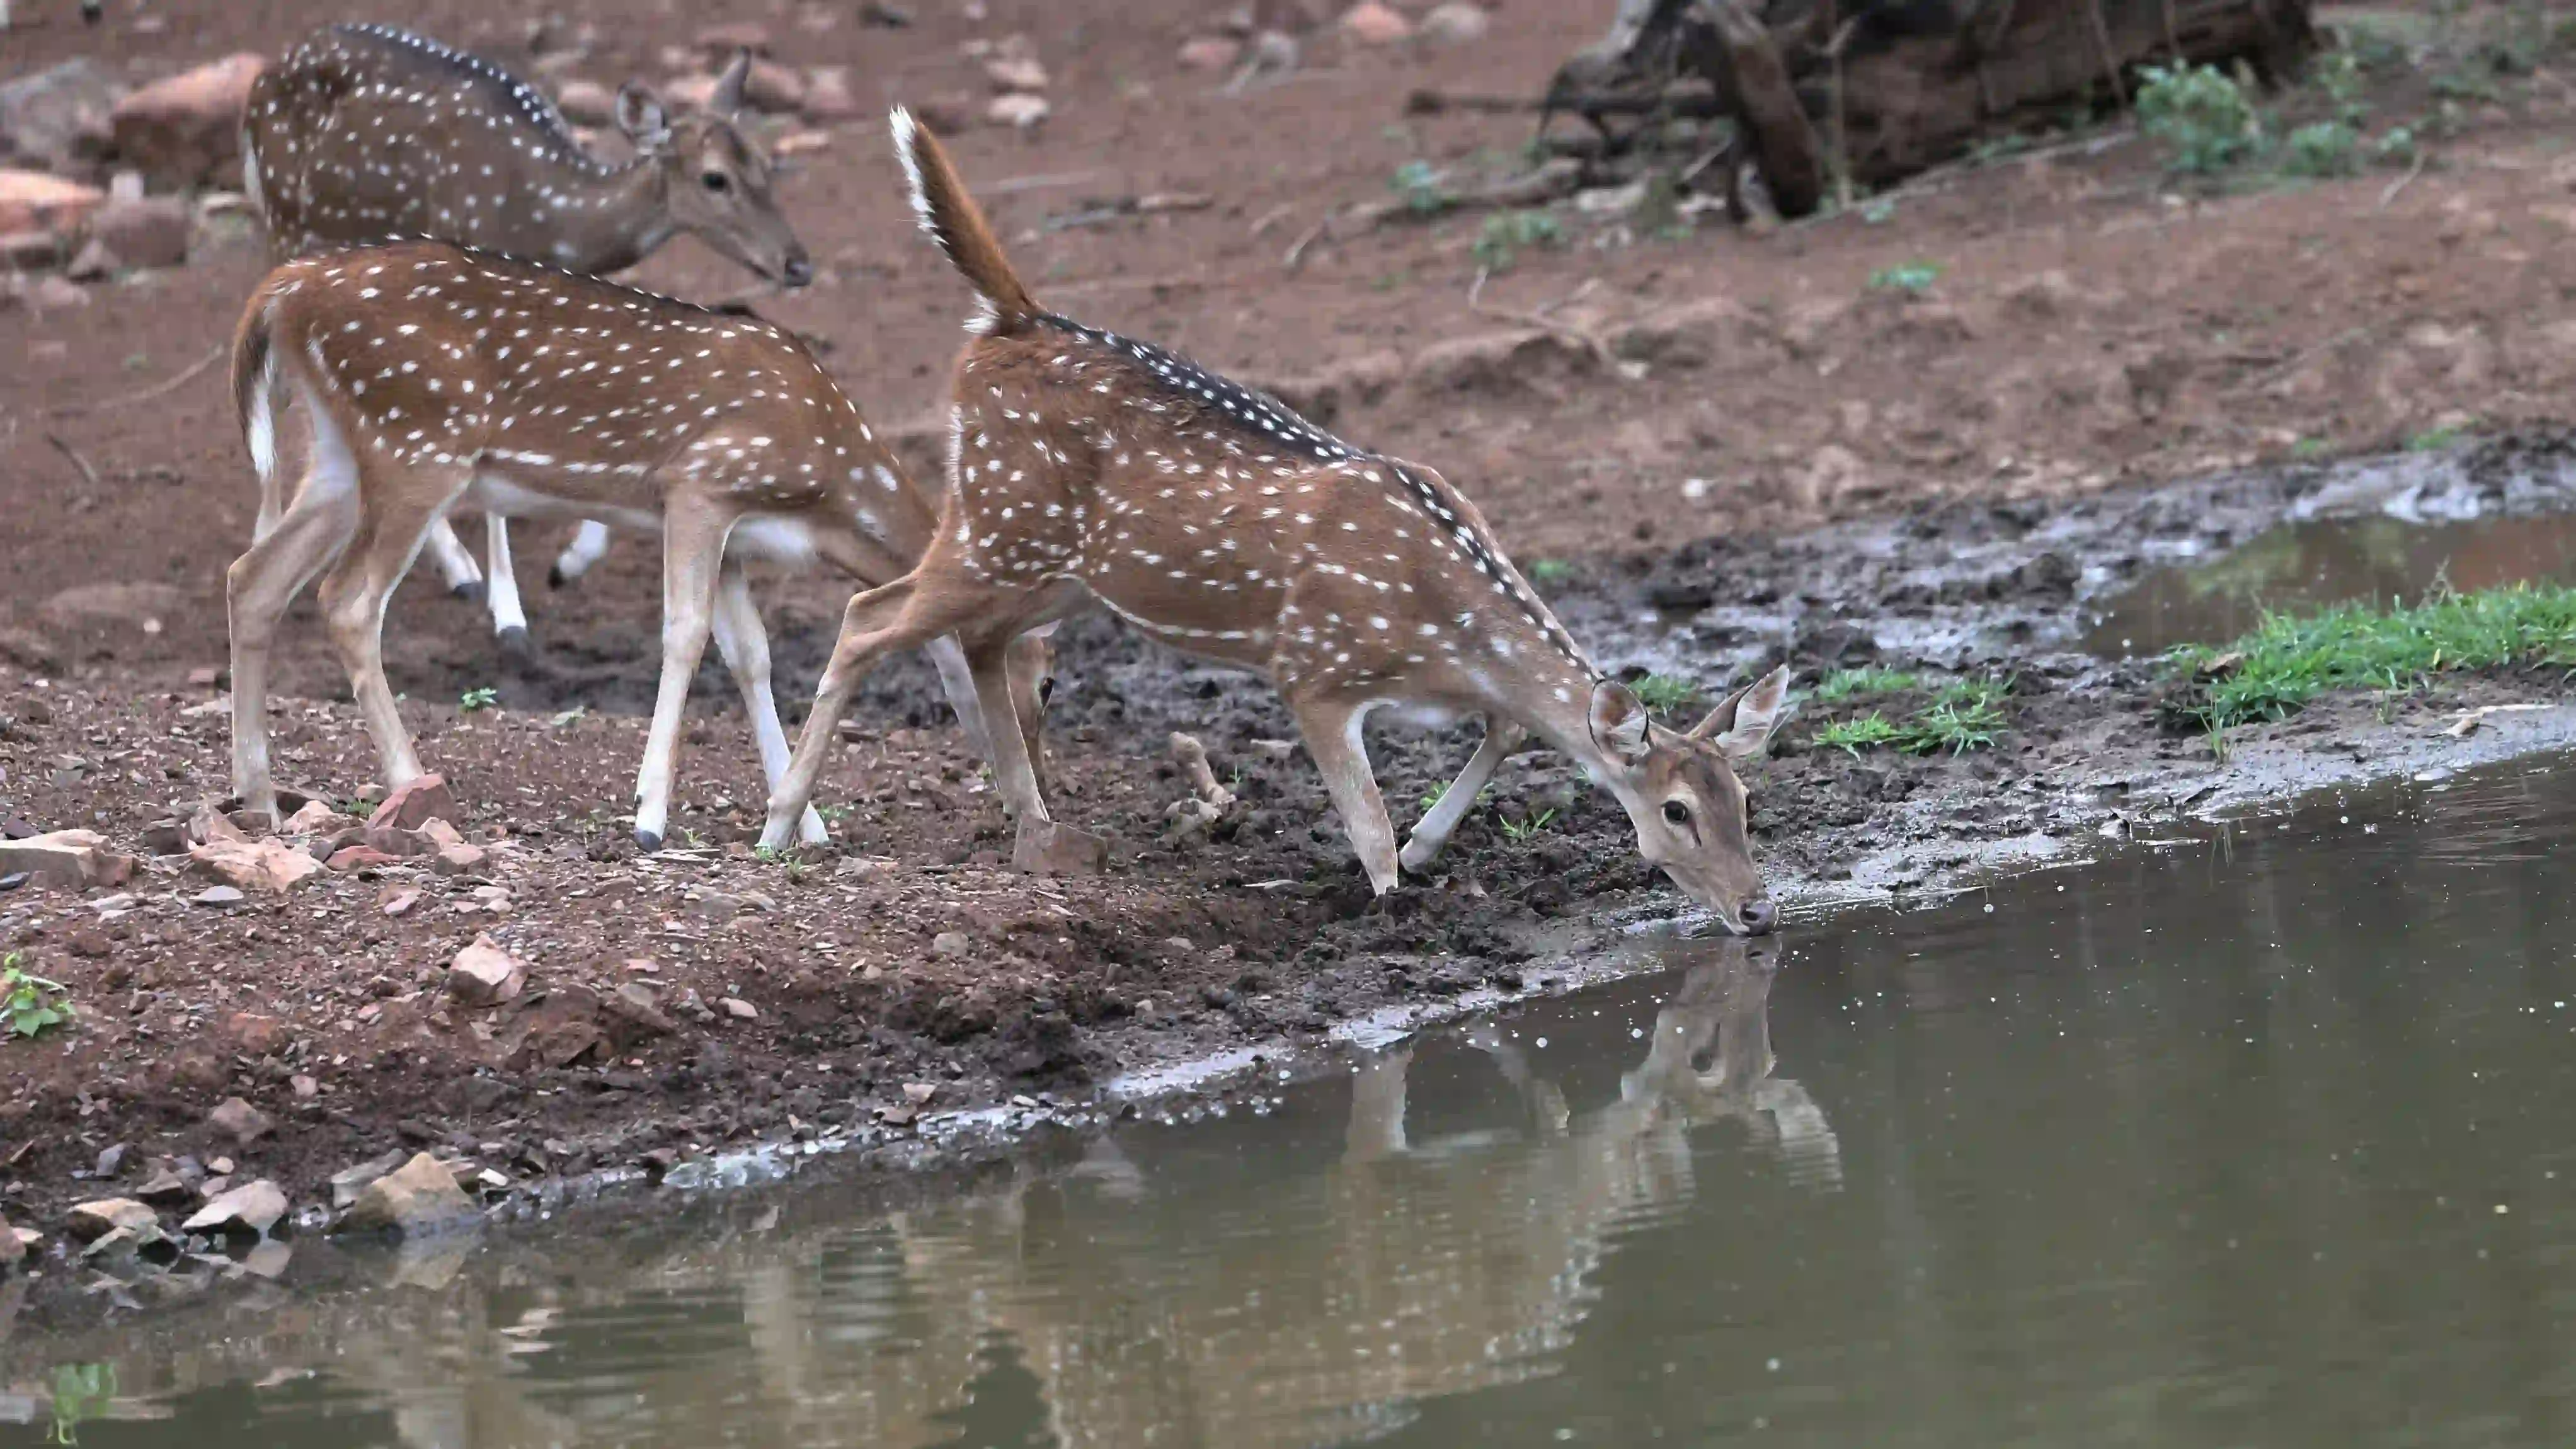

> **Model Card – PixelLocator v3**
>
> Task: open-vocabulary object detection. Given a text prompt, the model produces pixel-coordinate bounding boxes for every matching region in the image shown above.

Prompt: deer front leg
[1343,1045,1414,1165]
[484,513,532,659]
[1290,693,1400,896]
[633,507,729,851]
[549,519,612,589]
[925,633,997,761]
[711,554,828,845]
[967,634,1104,875]
[758,578,924,852]
[227,434,362,821]
[422,515,484,602]
[318,469,471,798]
[1400,718,1525,873]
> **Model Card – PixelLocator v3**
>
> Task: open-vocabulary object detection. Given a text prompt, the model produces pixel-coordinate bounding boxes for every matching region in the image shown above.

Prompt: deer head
[617,50,811,288]
[1584,666,1790,934]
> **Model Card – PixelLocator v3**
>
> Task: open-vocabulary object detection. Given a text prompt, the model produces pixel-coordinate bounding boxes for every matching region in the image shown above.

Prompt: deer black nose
[780,253,815,289]
[1739,897,1778,935]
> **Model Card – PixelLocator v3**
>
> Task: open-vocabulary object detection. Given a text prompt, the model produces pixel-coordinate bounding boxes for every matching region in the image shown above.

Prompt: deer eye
[701,171,731,193]
[1661,801,1690,826]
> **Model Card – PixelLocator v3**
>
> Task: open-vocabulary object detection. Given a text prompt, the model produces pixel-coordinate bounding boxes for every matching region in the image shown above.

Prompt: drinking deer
[244,22,813,655]
[759,110,1790,932]
[226,239,1046,849]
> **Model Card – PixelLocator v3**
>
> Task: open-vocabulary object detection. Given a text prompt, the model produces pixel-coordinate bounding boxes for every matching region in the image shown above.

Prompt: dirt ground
[5,1,2576,1234]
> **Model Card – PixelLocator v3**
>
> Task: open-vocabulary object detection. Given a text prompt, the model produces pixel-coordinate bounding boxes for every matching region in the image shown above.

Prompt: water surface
[11,759,2576,1447]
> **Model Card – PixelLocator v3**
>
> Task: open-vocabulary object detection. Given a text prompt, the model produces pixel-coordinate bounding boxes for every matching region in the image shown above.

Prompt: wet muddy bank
[6,437,2576,1287]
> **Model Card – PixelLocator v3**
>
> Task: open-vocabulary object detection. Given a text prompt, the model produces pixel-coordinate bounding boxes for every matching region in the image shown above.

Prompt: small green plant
[4,955,74,1040]
[2136,62,2261,174]
[1388,159,1450,217]
[548,705,588,728]
[1499,807,1558,842]
[2206,722,2233,765]
[2282,120,2363,178]
[48,1363,115,1445]
[459,685,500,713]
[1815,713,1903,755]
[2291,436,2331,460]
[2170,583,2576,730]
[1419,781,1489,815]
[1868,260,1945,295]
[1858,198,1897,225]
[1901,692,2006,755]
[2373,125,2419,165]
[2407,422,2470,452]
[1630,673,1700,712]
[1472,209,1566,271]
[1526,558,1574,585]
[2311,49,2369,125]
[1813,668,1922,702]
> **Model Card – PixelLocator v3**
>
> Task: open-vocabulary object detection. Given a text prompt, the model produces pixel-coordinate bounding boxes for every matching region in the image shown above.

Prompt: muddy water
[13,757,2576,1447]
[2085,511,2576,658]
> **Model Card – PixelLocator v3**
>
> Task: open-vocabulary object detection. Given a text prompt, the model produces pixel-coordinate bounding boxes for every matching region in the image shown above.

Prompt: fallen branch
[2378,149,2426,210]
[49,341,225,417]
[1466,269,1615,369]
[1043,192,1216,232]
[2236,324,2374,393]
[1286,159,1586,271]
[46,431,101,490]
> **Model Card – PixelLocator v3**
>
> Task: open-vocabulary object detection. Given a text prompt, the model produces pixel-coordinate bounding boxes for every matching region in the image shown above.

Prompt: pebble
[194,885,244,905]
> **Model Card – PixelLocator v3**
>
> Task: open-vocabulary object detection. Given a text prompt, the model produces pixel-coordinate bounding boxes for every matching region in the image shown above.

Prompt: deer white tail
[232,293,287,539]
[890,106,1038,335]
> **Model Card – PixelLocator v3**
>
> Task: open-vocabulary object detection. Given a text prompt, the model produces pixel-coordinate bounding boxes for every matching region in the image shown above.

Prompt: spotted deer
[226,239,1045,849]
[759,110,1790,930]
[244,22,813,656]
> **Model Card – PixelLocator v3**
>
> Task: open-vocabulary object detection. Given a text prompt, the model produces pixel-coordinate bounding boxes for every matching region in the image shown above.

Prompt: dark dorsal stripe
[323,22,617,176]
[1033,311,1594,675]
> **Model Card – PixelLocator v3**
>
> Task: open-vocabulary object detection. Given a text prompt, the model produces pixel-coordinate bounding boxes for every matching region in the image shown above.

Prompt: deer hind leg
[1343,1045,1413,1164]
[549,519,612,590]
[924,633,996,761]
[421,515,484,602]
[316,463,470,796]
[227,402,363,822]
[961,631,1075,870]
[1288,693,1401,896]
[483,513,532,660]
[710,554,828,845]
[1005,629,1053,801]
[1401,718,1527,873]
[633,503,733,851]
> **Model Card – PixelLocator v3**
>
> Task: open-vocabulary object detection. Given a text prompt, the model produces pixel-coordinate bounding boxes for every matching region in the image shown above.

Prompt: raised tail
[890,105,1039,334]
[232,281,287,539]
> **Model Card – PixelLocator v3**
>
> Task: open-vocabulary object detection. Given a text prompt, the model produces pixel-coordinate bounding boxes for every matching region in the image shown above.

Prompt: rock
[0,58,123,176]
[902,1080,939,1104]
[61,236,116,281]
[1179,35,1244,71]
[0,1217,22,1268]
[554,79,616,127]
[182,1178,287,1237]
[986,93,1050,130]
[282,801,358,837]
[193,885,245,906]
[188,834,323,893]
[1417,1,1490,45]
[328,1148,411,1210]
[801,66,861,121]
[0,167,103,234]
[1339,1,1413,45]
[0,829,136,888]
[719,996,759,1021]
[223,1011,287,1055]
[932,931,971,958]
[328,845,400,873]
[1012,820,1107,875]
[93,1143,127,1177]
[40,580,186,630]
[773,129,832,158]
[432,842,488,876]
[0,229,57,269]
[985,56,1049,92]
[135,1169,194,1206]
[368,774,458,832]
[743,60,806,114]
[602,982,677,1043]
[379,886,423,915]
[292,1074,319,1099]
[340,1151,477,1236]
[207,1096,274,1146]
[83,195,186,269]
[447,934,527,1007]
[418,818,467,850]
[109,53,266,190]
[238,1238,293,1278]
[64,1197,157,1244]
[25,272,88,309]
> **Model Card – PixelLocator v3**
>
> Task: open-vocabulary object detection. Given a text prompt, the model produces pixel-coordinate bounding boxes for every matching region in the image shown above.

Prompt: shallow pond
[11,757,2576,1448]
[2086,511,2576,658]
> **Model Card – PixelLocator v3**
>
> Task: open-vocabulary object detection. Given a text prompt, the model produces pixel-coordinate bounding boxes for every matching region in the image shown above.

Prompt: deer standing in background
[226,240,1046,849]
[244,23,811,658]
[760,110,1790,930]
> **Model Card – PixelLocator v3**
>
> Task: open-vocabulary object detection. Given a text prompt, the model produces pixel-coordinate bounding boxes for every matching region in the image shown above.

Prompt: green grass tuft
[1630,673,1700,712]
[1815,713,1903,755]
[2172,584,2576,730]
[1813,667,1923,702]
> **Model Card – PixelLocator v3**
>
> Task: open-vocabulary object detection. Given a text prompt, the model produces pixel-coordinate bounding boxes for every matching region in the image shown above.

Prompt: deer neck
[542,159,672,276]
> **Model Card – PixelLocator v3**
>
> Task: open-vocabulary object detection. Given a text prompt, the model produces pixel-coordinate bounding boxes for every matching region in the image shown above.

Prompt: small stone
[182,1178,287,1237]
[985,55,1048,92]
[224,1011,287,1055]
[1417,1,1490,45]
[1339,1,1413,45]
[773,129,832,158]
[379,886,422,916]
[207,1155,234,1176]
[368,775,459,833]
[208,1096,273,1146]
[603,982,677,1041]
[193,884,244,906]
[801,65,860,121]
[281,801,357,837]
[1178,35,1244,71]
[83,195,188,269]
[447,934,528,1007]
[329,845,401,873]
[108,53,266,190]
[0,829,137,889]
[28,273,88,309]
[238,1238,293,1278]
[902,1080,939,1105]
[0,1217,22,1268]
[743,60,806,114]
[340,1151,477,1237]
[328,1148,409,1210]
[554,79,616,127]
[432,842,488,876]
[0,167,104,235]
[188,834,323,893]
[93,1143,126,1177]
[719,997,759,1021]
[291,1074,319,1099]
[64,1197,157,1243]
[985,93,1050,130]
[135,1169,193,1206]
[931,931,971,958]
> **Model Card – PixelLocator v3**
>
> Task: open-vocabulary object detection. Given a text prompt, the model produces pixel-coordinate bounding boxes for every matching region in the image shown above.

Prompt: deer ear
[1691,665,1791,760]
[1588,680,1652,767]
[709,47,754,118]
[614,84,672,150]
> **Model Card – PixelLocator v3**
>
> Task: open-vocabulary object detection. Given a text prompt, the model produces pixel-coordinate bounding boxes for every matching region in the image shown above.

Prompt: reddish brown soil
[4,2,2576,1226]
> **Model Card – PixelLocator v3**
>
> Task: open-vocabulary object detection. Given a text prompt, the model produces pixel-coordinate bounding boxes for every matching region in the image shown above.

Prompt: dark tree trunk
[1546,0,2316,217]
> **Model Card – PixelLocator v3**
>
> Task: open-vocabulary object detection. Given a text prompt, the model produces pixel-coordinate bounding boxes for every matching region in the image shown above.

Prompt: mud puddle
[11,752,2576,1446]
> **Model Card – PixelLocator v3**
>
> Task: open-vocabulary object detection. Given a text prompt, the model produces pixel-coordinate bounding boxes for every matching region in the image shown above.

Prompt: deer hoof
[452,579,486,605]
[633,828,663,852]
[1012,820,1107,876]
[496,626,534,662]
[546,563,570,590]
